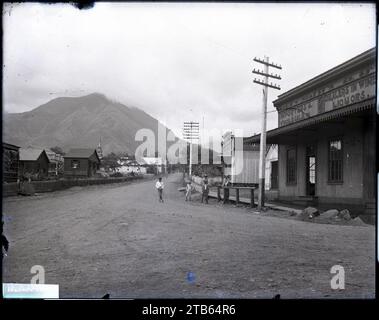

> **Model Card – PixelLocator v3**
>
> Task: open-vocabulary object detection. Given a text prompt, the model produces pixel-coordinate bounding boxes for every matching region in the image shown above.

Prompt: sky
[2,2,376,144]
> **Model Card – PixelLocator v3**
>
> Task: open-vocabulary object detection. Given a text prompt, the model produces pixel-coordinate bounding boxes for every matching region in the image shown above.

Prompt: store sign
[278,63,376,127]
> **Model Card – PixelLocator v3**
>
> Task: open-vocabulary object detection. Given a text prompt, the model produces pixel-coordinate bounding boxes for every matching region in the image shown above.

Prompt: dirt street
[2,174,375,298]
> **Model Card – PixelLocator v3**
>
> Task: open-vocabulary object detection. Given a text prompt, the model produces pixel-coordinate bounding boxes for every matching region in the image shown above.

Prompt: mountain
[3,93,178,155]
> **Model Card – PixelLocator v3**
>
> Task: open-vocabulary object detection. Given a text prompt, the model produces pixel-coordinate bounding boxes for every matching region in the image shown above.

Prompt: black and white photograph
[1,1,377,303]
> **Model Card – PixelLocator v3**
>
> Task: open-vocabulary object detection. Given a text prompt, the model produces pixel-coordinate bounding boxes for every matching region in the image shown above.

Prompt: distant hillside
[3,93,178,155]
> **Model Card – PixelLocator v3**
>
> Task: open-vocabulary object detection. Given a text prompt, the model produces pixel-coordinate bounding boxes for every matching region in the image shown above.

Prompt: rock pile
[300,207,319,220]
[299,207,366,226]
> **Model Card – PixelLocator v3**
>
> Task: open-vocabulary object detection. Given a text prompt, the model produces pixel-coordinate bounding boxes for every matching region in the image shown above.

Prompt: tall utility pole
[252,56,282,210]
[183,121,199,177]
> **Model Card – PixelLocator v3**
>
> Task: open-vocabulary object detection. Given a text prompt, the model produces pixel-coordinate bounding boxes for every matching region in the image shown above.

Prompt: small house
[64,148,100,178]
[19,147,50,179]
[117,159,147,174]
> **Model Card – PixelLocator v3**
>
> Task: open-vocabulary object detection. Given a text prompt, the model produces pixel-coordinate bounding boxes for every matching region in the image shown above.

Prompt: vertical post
[258,56,269,210]
[189,139,192,177]
[223,187,229,204]
[251,188,255,208]
[183,121,199,178]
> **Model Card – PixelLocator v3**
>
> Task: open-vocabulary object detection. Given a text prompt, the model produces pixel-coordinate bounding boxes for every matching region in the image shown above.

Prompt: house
[221,132,259,185]
[244,48,376,220]
[139,157,163,174]
[19,147,50,179]
[45,149,64,176]
[3,142,20,182]
[116,159,147,174]
[64,148,100,178]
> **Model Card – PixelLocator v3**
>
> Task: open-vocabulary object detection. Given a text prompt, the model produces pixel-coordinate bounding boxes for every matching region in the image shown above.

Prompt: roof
[45,149,64,162]
[3,142,20,150]
[274,47,376,106]
[19,148,49,162]
[245,48,376,145]
[64,148,99,160]
[245,98,374,144]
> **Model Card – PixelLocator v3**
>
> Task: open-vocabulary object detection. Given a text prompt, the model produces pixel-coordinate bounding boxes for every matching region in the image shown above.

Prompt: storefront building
[245,48,376,221]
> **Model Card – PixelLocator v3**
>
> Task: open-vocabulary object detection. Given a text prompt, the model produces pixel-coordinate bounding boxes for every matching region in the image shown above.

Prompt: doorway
[270,161,278,189]
[306,145,316,196]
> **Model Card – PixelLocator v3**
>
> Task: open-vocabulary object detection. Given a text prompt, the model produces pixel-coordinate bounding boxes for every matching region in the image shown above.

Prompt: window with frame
[71,160,80,169]
[328,139,343,183]
[286,148,296,184]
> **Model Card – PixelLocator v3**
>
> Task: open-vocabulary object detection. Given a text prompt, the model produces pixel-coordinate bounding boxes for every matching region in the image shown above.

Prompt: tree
[50,146,65,156]
[102,152,120,172]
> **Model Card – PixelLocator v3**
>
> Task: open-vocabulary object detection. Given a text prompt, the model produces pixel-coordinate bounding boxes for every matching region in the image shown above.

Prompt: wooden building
[222,132,259,186]
[64,148,100,178]
[245,48,376,220]
[3,142,20,182]
[19,147,50,179]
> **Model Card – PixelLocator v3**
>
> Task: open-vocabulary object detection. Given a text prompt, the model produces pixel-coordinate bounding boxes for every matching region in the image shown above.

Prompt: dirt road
[2,174,375,298]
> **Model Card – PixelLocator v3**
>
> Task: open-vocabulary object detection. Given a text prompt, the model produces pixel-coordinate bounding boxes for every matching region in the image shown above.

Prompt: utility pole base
[257,178,265,210]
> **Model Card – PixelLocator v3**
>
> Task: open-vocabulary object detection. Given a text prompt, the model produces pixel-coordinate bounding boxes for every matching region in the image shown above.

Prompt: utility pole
[252,56,282,210]
[183,121,199,177]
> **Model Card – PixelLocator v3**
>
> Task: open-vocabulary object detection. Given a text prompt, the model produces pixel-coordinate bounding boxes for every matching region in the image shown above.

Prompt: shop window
[71,160,80,169]
[286,148,296,185]
[328,139,343,183]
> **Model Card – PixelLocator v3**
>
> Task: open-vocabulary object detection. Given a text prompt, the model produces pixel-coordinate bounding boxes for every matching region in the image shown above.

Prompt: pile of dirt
[321,209,339,219]
[298,207,319,221]
[344,216,367,226]
[320,208,352,221]
[297,207,367,226]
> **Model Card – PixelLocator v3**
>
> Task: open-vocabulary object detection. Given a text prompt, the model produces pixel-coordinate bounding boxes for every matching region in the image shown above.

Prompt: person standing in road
[201,179,209,204]
[185,180,193,201]
[155,177,164,203]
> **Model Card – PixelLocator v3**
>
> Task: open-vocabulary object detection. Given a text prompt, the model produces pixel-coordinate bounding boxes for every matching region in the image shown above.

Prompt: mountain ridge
[3,93,178,156]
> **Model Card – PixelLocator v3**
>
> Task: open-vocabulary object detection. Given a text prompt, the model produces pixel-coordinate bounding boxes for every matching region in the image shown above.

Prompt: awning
[244,98,375,145]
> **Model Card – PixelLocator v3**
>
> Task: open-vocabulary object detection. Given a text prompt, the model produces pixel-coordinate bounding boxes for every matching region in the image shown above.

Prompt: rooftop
[64,148,98,159]
[19,147,48,162]
[274,47,376,105]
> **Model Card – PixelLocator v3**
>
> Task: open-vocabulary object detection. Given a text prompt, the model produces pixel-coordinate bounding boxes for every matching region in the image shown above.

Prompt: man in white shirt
[155,177,164,202]
[185,180,193,201]
[201,177,209,204]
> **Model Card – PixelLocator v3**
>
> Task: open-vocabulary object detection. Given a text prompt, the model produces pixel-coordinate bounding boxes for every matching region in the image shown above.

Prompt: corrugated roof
[64,148,98,159]
[19,148,47,161]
